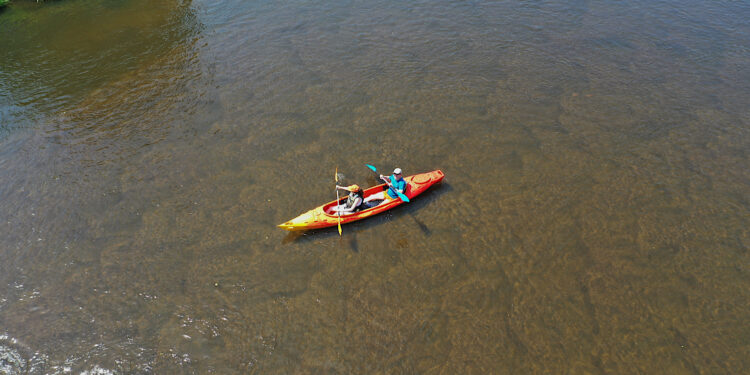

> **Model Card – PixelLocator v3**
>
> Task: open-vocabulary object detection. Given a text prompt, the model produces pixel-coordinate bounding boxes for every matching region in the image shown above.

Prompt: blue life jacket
[387,175,406,199]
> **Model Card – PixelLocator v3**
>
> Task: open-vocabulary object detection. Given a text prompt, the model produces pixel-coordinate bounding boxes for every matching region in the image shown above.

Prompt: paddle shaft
[335,168,342,235]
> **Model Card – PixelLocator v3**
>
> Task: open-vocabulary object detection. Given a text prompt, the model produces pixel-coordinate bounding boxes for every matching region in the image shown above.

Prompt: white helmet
[393,168,402,175]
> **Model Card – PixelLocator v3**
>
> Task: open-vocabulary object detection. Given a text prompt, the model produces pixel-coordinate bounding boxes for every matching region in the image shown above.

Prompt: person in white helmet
[363,168,406,205]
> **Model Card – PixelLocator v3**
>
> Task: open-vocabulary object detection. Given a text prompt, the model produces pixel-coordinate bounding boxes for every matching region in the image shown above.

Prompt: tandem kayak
[278,169,444,231]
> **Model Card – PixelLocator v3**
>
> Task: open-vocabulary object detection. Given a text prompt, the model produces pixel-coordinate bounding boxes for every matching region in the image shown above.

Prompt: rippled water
[1,0,748,373]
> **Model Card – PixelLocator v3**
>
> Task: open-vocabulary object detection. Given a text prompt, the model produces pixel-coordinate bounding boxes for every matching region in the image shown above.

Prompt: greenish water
[1,0,748,373]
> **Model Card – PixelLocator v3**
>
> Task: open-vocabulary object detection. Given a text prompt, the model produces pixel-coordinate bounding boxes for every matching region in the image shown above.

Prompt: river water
[1,0,748,373]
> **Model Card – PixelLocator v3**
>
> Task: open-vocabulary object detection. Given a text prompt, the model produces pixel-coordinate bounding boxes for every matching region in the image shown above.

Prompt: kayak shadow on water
[280,182,452,247]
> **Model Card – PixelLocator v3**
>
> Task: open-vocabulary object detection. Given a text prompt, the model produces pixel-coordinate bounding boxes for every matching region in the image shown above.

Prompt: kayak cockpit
[321,198,386,217]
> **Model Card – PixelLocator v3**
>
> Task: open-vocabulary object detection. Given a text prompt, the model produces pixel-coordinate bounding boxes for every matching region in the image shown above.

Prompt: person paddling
[328,184,364,214]
[364,168,406,205]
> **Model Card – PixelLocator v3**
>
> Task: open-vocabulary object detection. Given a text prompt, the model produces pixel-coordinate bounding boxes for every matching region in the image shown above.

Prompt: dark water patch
[536,120,570,135]
[409,213,431,235]
[647,242,683,263]
[579,283,600,336]
[347,232,359,253]
[0,0,202,141]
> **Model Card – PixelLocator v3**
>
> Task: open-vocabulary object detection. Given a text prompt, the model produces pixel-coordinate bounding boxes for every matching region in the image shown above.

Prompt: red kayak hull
[278,170,444,231]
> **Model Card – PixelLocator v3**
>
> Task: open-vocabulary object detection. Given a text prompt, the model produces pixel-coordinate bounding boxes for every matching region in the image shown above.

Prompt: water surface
[1,0,748,373]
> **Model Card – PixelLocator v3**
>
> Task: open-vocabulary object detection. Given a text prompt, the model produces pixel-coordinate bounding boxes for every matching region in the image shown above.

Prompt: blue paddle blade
[397,191,410,203]
[365,164,378,173]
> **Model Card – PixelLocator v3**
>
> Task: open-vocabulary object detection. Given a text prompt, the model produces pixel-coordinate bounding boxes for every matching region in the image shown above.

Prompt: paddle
[335,167,342,236]
[365,164,410,202]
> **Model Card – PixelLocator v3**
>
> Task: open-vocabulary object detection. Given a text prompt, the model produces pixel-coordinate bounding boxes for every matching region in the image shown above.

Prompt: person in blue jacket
[363,168,406,205]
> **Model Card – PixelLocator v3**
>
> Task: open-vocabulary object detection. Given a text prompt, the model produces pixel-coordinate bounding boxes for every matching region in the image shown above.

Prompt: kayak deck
[278,169,444,231]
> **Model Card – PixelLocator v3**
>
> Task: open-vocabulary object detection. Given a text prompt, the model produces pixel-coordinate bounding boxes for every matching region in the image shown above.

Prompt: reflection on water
[0,336,28,375]
[0,0,201,138]
[0,334,48,375]
[1,0,749,373]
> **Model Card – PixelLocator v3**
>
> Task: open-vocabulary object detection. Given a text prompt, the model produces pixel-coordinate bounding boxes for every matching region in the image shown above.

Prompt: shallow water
[1,0,748,373]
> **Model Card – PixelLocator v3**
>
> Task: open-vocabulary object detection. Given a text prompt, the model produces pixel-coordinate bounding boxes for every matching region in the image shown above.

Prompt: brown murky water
[1,0,748,373]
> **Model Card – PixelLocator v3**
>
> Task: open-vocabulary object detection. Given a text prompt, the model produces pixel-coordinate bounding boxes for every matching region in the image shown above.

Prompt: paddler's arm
[381,176,405,194]
[380,174,393,188]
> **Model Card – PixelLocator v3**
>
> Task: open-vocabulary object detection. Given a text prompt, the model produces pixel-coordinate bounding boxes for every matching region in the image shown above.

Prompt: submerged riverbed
[1,0,748,373]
